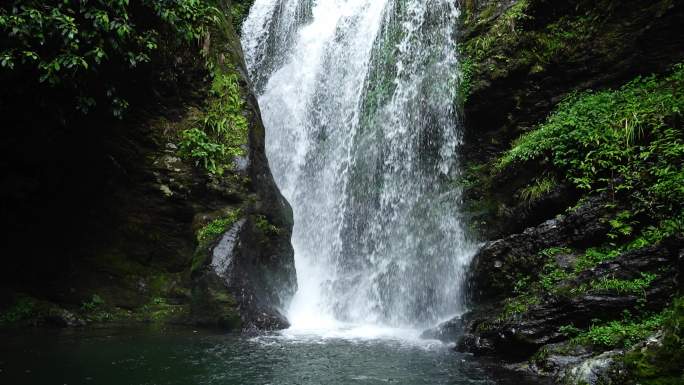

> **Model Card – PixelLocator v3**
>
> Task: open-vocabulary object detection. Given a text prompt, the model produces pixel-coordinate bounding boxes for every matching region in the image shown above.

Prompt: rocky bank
[0,0,294,331]
[430,0,684,384]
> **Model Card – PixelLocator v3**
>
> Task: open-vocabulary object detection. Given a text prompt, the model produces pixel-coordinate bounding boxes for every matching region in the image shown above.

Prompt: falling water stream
[0,3,548,384]
[243,0,476,332]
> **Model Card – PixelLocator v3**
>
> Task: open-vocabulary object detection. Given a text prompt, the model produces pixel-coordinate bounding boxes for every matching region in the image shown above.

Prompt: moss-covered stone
[621,298,684,385]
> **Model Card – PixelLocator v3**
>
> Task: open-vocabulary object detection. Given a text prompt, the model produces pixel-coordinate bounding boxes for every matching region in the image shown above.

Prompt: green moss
[622,297,684,384]
[457,57,474,103]
[79,294,118,323]
[255,214,281,236]
[197,209,242,244]
[462,0,531,63]
[191,210,243,274]
[80,294,105,312]
[460,0,602,97]
[572,312,668,350]
[0,295,37,325]
[138,297,188,323]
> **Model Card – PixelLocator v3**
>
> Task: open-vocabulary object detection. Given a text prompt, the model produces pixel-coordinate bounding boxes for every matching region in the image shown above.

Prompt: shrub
[573,312,666,349]
[498,64,684,220]
[196,209,241,244]
[0,296,36,324]
[81,294,105,312]
[0,0,221,117]
[179,72,248,175]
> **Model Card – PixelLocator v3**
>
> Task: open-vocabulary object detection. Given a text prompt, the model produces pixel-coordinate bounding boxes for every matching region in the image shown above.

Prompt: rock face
[0,0,295,330]
[186,14,297,330]
[457,0,684,239]
[448,0,684,383]
[420,316,464,342]
[467,196,611,303]
[459,235,681,356]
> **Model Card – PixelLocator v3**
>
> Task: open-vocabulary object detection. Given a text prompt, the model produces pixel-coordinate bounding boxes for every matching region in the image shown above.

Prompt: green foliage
[179,72,249,175]
[540,247,572,258]
[559,324,582,338]
[534,247,573,292]
[573,312,667,349]
[570,210,683,273]
[0,296,36,324]
[498,293,540,321]
[459,2,602,95]
[462,0,530,63]
[0,0,220,117]
[517,176,556,205]
[80,294,105,312]
[623,297,684,385]
[255,214,281,236]
[540,265,572,292]
[574,247,621,273]
[230,0,254,33]
[196,209,241,244]
[590,273,658,296]
[139,297,186,323]
[607,210,636,240]
[457,57,474,103]
[624,212,684,251]
[498,65,684,220]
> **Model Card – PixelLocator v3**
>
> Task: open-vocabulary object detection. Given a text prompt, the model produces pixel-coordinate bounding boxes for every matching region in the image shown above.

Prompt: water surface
[0,326,545,385]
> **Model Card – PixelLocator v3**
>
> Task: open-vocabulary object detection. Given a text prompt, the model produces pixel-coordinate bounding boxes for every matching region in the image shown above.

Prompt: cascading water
[242,0,476,331]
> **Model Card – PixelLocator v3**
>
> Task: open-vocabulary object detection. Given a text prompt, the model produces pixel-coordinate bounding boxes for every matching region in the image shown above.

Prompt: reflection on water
[0,326,547,385]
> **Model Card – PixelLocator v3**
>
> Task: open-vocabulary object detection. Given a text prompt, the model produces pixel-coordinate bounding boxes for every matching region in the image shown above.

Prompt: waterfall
[242,0,475,330]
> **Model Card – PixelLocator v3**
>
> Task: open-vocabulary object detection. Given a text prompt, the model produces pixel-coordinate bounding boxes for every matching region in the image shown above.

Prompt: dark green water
[0,327,544,385]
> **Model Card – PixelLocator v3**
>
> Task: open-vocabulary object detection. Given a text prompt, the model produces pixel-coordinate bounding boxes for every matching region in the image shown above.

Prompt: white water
[242,0,475,334]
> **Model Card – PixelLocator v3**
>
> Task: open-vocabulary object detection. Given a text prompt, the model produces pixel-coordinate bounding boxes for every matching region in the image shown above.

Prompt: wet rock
[459,237,682,358]
[420,316,464,342]
[467,195,611,303]
[44,308,86,328]
[560,350,622,385]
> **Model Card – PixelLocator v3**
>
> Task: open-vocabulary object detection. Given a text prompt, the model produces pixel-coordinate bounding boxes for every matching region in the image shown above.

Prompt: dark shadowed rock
[467,195,611,303]
[421,316,464,342]
[459,237,683,358]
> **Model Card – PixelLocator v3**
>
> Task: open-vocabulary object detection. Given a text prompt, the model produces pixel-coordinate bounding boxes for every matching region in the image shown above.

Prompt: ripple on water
[0,327,547,385]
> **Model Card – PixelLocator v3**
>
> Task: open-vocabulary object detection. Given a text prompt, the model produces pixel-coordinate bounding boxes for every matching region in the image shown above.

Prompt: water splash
[242,0,475,331]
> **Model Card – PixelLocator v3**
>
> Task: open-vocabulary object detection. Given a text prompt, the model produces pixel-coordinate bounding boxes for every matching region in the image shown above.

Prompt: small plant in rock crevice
[517,176,556,206]
[255,214,281,237]
[179,72,249,175]
[196,209,242,244]
[571,311,668,350]
[80,294,105,312]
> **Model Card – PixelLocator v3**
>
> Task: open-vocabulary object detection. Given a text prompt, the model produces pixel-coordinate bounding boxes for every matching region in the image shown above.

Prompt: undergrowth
[179,72,248,175]
[196,209,242,244]
[563,306,672,350]
[623,297,684,385]
[498,64,684,220]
